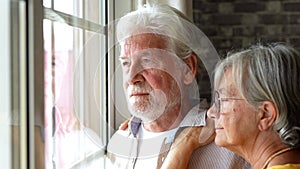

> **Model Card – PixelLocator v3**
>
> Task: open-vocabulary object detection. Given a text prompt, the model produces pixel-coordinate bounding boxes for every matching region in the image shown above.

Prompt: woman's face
[207,68,260,150]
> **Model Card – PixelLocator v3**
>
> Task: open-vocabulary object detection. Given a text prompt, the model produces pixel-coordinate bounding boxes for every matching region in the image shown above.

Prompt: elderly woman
[207,43,300,169]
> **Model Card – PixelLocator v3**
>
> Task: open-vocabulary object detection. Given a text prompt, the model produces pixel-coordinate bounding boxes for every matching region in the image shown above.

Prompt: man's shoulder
[108,129,132,146]
[107,128,136,158]
[113,128,131,137]
[180,104,207,127]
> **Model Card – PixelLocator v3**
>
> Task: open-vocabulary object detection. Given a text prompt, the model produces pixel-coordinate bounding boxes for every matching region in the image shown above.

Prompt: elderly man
[107,2,250,169]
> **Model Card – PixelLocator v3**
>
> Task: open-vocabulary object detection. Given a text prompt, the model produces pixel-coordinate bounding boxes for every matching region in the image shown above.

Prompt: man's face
[119,34,184,122]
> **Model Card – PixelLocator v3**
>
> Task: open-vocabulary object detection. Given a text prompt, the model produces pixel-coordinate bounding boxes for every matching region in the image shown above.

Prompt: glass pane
[43,19,105,169]
[43,0,51,8]
[44,0,107,167]
[54,0,82,18]
[85,0,100,24]
[53,0,103,24]
[0,0,11,168]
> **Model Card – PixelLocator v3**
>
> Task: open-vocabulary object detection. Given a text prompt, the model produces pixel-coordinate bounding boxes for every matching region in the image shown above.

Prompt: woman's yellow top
[267,164,300,169]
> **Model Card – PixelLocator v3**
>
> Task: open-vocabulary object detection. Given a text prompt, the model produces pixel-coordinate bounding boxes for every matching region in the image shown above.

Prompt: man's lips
[130,93,149,97]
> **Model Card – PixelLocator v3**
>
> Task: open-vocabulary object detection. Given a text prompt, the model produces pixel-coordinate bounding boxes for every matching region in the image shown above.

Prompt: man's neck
[142,103,192,132]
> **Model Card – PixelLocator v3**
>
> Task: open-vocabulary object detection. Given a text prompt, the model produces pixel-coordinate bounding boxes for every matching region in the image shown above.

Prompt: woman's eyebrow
[217,88,226,95]
[218,87,239,97]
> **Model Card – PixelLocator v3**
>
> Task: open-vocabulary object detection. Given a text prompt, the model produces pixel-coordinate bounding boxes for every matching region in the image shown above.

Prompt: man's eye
[142,58,152,63]
[121,61,130,67]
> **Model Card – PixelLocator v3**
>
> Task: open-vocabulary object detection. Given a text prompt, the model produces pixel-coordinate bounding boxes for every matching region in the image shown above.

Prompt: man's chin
[129,103,165,122]
[130,110,157,122]
[139,117,158,123]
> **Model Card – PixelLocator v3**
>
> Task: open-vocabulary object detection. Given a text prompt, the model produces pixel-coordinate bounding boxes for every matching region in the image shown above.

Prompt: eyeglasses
[213,91,244,114]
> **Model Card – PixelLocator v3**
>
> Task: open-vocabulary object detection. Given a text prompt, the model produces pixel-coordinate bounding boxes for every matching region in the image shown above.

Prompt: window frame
[8,0,137,168]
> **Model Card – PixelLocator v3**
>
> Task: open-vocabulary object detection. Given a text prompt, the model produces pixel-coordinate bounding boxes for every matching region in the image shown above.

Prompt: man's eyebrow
[119,56,128,60]
[118,50,152,60]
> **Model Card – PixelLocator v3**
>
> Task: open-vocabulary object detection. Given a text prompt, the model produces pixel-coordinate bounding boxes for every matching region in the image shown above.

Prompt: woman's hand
[118,118,130,130]
[161,118,215,169]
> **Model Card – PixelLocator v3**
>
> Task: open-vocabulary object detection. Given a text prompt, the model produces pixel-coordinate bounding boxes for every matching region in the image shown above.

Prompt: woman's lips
[215,127,224,131]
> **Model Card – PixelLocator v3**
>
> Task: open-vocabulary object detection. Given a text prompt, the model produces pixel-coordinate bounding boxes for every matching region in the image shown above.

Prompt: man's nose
[126,61,145,85]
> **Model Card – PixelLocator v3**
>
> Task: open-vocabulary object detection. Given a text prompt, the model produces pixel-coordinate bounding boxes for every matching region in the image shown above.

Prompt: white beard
[126,83,180,123]
[129,89,166,122]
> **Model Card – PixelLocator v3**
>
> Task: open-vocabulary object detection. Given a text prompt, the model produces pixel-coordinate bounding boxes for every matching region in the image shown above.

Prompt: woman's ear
[258,101,277,131]
[183,53,197,85]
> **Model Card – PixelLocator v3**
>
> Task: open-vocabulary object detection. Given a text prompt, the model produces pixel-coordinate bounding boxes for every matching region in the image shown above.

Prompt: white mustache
[127,85,152,97]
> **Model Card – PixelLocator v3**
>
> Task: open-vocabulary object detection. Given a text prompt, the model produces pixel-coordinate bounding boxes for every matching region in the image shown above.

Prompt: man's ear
[183,53,197,85]
[258,101,277,131]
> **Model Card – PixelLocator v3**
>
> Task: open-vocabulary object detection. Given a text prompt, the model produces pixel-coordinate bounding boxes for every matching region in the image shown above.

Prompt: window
[43,0,107,168]
[1,0,11,168]
[4,0,136,168]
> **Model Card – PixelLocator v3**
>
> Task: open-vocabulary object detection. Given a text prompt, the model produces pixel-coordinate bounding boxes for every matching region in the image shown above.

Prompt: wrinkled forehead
[217,68,240,96]
[120,33,169,55]
[119,33,185,66]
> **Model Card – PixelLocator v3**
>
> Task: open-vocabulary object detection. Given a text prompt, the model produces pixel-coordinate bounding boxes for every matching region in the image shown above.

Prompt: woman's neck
[247,135,292,169]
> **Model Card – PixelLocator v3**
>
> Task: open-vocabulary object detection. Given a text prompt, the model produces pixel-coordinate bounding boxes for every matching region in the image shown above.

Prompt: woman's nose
[207,104,219,120]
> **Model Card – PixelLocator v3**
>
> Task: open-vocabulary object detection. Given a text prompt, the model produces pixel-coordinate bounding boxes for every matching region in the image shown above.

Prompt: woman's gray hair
[214,43,300,148]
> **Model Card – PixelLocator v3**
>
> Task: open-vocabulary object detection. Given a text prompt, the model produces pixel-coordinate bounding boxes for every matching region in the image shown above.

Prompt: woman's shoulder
[268,164,300,169]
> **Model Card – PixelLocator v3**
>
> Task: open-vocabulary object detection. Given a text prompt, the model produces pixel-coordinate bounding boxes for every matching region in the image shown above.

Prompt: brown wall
[193,0,300,57]
[193,0,300,101]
